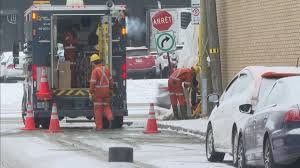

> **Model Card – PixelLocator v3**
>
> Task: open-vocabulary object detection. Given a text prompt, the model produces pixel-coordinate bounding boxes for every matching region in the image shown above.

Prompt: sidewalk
[157,118,208,137]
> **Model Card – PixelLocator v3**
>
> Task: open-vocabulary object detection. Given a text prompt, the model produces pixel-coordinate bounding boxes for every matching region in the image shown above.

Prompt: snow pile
[158,118,209,135]
[0,83,23,118]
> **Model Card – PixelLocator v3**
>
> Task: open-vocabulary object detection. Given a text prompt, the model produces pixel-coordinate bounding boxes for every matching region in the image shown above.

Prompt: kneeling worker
[89,54,114,130]
[168,65,199,119]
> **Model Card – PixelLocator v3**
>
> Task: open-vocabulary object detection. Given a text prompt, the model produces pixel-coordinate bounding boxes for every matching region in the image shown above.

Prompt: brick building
[216,0,300,86]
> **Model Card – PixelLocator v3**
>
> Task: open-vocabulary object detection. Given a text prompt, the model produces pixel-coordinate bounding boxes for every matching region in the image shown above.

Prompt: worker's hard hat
[90,54,101,62]
[191,65,201,74]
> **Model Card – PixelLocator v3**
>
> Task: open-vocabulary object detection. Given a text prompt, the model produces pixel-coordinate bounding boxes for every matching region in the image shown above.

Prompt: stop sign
[151,10,173,31]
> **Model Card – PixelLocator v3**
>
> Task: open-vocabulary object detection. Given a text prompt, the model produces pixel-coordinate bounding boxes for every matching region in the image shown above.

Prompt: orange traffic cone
[22,102,38,130]
[144,103,160,134]
[36,66,52,101]
[46,103,62,133]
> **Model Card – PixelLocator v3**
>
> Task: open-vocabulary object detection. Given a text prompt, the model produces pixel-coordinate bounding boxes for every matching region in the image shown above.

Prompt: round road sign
[192,8,200,16]
[151,10,173,31]
[156,32,175,52]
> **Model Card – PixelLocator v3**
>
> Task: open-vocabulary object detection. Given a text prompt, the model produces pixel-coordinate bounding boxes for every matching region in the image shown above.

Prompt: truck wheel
[39,117,50,129]
[103,116,123,129]
[112,116,123,129]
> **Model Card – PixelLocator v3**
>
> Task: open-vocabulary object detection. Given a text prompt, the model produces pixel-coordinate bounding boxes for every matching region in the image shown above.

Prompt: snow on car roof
[243,66,300,79]
[126,46,148,51]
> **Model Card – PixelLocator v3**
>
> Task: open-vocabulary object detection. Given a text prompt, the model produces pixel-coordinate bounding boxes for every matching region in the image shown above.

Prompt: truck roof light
[32,12,38,21]
[121,27,126,36]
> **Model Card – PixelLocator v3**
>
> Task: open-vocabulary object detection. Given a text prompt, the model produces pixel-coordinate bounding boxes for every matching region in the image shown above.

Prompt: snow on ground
[158,118,209,135]
[2,136,134,168]
[0,83,23,118]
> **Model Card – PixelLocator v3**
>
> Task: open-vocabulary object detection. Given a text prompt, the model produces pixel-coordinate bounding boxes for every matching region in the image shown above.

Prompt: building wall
[216,0,300,86]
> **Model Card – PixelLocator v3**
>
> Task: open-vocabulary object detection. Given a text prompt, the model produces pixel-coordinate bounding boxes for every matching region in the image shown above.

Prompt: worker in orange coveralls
[89,54,113,130]
[63,29,78,87]
[168,66,199,120]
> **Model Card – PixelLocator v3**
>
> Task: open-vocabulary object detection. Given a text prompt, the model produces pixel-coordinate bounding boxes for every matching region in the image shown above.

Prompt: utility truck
[22,1,127,128]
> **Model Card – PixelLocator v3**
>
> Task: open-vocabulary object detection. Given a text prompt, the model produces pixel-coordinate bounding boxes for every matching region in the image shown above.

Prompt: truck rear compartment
[52,15,103,90]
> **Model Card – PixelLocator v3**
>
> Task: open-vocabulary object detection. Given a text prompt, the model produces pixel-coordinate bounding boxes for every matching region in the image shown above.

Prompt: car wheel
[237,135,247,168]
[233,129,239,166]
[264,137,278,168]
[206,124,225,162]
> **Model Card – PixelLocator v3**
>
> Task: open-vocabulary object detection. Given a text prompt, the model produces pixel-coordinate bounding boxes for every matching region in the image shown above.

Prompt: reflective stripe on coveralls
[90,65,113,129]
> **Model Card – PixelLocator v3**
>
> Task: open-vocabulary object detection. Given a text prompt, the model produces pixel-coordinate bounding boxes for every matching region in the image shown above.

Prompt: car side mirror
[208,94,219,106]
[239,104,254,114]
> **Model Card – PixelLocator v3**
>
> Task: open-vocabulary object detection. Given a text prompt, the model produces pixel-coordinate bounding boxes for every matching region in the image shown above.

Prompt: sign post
[151,10,175,76]
[154,31,176,54]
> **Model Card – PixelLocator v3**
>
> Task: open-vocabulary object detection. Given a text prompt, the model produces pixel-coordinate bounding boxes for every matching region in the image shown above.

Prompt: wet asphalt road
[1,117,235,168]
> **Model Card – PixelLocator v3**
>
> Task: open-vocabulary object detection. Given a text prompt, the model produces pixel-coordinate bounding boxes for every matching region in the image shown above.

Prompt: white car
[155,45,183,78]
[0,51,26,82]
[205,66,300,166]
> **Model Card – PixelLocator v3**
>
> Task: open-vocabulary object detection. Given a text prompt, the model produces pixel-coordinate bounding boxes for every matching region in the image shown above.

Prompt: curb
[157,123,206,137]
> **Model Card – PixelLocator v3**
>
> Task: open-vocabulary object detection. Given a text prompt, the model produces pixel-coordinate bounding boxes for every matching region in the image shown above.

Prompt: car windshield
[126,49,148,56]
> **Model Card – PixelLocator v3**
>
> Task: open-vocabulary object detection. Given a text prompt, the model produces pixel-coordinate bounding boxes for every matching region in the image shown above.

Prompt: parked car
[205,66,300,166]
[155,45,183,78]
[237,75,300,168]
[0,51,26,82]
[126,46,156,79]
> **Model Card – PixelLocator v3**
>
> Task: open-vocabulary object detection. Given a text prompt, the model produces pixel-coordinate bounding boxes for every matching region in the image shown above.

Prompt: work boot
[172,105,179,120]
[179,105,188,120]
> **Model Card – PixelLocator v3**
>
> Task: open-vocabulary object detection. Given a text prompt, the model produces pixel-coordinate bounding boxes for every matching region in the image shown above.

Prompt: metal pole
[206,0,223,96]
[199,0,208,116]
[167,52,172,76]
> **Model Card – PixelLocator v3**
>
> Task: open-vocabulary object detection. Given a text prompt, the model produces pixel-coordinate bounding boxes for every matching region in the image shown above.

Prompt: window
[221,76,238,101]
[264,81,285,106]
[126,49,148,57]
[233,73,253,94]
[256,78,278,109]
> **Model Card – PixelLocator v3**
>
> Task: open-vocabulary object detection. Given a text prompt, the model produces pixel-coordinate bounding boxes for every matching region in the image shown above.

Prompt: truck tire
[103,116,123,129]
[112,116,123,129]
[39,117,50,129]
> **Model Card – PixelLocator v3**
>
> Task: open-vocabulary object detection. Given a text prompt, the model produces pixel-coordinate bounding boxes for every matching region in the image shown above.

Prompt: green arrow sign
[155,31,176,54]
